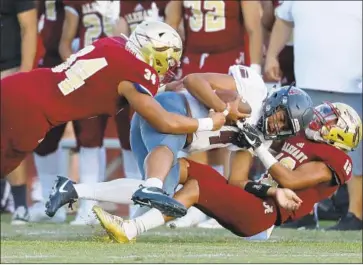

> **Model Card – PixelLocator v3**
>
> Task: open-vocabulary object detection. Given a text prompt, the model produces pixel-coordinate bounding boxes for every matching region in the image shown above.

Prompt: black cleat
[131,186,187,218]
[326,212,363,231]
[45,176,78,217]
[280,213,318,230]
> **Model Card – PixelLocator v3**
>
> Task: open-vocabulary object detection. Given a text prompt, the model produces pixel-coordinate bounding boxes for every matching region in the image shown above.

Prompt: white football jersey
[179,65,271,155]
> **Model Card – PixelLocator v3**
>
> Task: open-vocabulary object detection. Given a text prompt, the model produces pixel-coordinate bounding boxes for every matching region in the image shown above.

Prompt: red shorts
[178,47,246,78]
[186,159,279,237]
[1,73,50,176]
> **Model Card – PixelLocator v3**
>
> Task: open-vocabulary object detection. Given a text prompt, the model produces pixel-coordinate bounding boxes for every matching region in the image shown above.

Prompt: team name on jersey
[126,10,151,24]
[82,2,99,14]
[281,142,308,163]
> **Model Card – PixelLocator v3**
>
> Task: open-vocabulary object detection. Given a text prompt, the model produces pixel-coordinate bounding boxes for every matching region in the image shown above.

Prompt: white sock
[212,165,224,176]
[122,149,143,217]
[33,150,60,200]
[179,206,208,226]
[144,177,163,189]
[78,147,103,210]
[131,205,150,219]
[125,208,165,240]
[74,178,145,204]
[98,147,106,182]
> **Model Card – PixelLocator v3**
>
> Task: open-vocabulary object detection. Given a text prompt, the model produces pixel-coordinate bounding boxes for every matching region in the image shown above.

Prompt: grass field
[1,214,362,263]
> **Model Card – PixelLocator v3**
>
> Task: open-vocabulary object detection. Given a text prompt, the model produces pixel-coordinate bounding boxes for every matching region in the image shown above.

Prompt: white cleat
[29,201,66,223]
[11,206,30,225]
[196,218,224,229]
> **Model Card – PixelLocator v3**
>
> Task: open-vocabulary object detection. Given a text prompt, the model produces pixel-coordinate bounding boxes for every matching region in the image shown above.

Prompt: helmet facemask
[127,26,182,86]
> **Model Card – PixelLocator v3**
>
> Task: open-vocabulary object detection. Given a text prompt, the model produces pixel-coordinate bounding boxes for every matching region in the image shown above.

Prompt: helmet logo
[265,105,271,112]
[288,87,303,95]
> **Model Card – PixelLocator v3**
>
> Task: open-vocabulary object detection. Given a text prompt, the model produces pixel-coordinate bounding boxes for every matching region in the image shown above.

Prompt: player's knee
[183,179,200,201]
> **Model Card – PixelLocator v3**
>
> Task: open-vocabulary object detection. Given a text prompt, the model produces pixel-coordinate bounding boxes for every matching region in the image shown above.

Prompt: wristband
[250,64,262,75]
[244,181,271,199]
[197,118,214,132]
[255,145,278,170]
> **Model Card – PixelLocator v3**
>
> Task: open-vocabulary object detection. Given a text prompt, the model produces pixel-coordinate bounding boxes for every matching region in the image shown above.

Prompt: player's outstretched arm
[255,144,333,190]
[183,73,251,121]
[119,81,226,134]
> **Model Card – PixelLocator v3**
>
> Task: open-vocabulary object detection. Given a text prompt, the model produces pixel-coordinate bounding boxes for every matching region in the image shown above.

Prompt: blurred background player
[164,0,263,228]
[111,0,170,218]
[0,0,38,224]
[265,1,362,230]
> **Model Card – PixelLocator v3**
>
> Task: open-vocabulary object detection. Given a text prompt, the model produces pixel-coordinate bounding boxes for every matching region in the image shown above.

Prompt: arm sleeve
[275,1,294,22]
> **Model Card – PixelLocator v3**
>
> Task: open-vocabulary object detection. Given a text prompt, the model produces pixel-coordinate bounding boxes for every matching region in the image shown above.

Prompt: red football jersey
[63,0,116,48]
[38,0,65,54]
[7,37,159,128]
[183,0,245,53]
[270,133,352,223]
[121,0,169,33]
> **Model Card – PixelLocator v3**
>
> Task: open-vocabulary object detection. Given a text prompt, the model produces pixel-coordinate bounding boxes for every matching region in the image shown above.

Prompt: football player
[1,21,234,194]
[93,102,362,242]
[45,78,313,221]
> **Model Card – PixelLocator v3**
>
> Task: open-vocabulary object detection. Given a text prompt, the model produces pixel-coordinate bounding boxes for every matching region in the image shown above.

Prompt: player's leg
[115,106,143,217]
[186,159,278,237]
[92,159,195,243]
[131,93,188,212]
[71,115,108,225]
[1,137,29,224]
[30,124,67,223]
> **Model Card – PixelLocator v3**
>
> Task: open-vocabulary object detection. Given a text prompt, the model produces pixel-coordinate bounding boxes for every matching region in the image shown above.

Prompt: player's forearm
[183,74,227,113]
[254,145,304,189]
[266,18,293,59]
[161,113,200,134]
[19,13,38,72]
[113,17,129,36]
[59,42,73,61]
[247,27,263,67]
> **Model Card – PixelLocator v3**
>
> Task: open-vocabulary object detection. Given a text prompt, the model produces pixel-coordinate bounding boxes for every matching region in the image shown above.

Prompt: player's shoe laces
[131,185,187,218]
[45,176,77,217]
[92,205,132,243]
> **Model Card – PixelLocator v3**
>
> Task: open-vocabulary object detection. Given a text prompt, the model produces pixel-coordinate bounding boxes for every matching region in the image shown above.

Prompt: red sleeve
[124,58,160,96]
[316,145,352,185]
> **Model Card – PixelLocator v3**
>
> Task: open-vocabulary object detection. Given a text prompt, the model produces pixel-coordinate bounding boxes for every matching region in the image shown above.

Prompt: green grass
[1,214,362,263]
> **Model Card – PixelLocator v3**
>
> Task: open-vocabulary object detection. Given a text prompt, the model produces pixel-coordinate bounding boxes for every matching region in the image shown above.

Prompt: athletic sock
[11,185,27,209]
